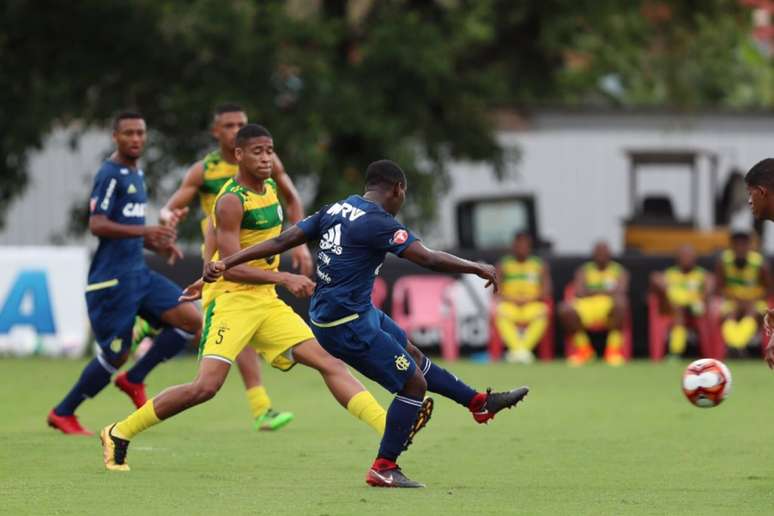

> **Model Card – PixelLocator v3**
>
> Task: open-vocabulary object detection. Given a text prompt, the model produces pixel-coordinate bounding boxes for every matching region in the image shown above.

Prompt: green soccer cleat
[131,317,159,352]
[254,409,295,431]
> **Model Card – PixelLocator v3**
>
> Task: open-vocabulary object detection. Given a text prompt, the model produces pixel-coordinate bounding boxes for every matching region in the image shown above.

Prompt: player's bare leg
[101,357,230,471]
[115,302,201,408]
[235,347,294,431]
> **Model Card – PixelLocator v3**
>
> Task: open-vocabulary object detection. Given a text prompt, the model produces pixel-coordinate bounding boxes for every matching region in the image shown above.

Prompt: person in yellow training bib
[99,124,408,472]
[559,241,629,366]
[650,245,713,357]
[494,231,552,364]
[715,231,771,357]
[154,104,313,432]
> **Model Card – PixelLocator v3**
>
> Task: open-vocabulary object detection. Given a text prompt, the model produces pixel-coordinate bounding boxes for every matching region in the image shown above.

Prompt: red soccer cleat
[365,458,424,488]
[114,372,147,408]
[469,387,529,424]
[47,409,93,436]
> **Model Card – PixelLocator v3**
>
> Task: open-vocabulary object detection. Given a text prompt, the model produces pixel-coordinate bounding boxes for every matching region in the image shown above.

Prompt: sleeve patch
[391,229,408,245]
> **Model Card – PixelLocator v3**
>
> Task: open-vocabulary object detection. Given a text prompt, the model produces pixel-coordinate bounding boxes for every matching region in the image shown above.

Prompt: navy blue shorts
[85,269,182,362]
[311,308,417,393]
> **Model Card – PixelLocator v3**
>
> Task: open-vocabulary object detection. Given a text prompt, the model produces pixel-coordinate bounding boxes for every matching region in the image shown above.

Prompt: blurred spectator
[715,231,771,357]
[560,241,629,366]
[494,232,552,364]
[650,245,713,358]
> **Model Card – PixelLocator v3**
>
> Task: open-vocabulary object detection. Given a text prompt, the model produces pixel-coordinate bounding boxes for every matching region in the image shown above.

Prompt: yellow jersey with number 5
[202,177,284,306]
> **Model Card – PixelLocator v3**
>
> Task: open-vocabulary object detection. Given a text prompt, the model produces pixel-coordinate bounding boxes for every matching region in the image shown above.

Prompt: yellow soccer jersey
[581,261,623,292]
[198,150,238,237]
[721,250,765,301]
[664,266,706,306]
[500,256,544,300]
[202,177,284,305]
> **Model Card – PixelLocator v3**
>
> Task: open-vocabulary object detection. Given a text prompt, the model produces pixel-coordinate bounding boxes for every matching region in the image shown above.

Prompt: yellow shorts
[199,292,314,371]
[496,300,547,325]
[720,298,768,317]
[573,295,613,328]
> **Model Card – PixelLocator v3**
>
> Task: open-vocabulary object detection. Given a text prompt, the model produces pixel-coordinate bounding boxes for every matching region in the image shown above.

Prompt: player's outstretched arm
[204,225,309,282]
[212,196,314,297]
[400,241,498,292]
[159,161,203,226]
[89,214,176,245]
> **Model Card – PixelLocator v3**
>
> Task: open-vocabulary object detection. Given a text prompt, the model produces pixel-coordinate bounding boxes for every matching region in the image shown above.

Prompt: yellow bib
[722,250,765,301]
[500,256,543,300]
[665,266,706,305]
[198,150,237,237]
[202,177,284,305]
[582,262,622,292]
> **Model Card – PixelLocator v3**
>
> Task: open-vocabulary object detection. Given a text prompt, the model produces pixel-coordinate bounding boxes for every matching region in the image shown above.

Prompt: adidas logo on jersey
[319,224,343,255]
[122,202,146,218]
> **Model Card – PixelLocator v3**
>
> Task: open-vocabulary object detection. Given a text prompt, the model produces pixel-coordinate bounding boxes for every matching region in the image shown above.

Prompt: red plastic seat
[562,284,633,360]
[391,275,458,361]
[647,293,719,360]
[371,276,388,309]
[488,298,555,361]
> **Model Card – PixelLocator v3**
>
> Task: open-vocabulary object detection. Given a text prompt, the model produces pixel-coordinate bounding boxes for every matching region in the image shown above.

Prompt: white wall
[437,111,774,254]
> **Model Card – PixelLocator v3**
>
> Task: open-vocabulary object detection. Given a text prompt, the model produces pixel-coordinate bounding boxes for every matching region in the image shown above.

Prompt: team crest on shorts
[110,338,123,353]
[394,354,410,371]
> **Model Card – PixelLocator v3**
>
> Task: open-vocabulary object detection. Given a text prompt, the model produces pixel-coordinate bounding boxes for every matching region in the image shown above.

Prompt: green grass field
[1,357,773,515]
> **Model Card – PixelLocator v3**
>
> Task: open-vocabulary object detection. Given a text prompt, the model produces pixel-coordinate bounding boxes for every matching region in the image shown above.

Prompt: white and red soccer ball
[682,358,732,408]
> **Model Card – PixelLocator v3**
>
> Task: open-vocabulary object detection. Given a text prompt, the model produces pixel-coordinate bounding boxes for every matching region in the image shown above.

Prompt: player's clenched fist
[203,260,227,282]
[280,273,316,298]
[144,225,177,248]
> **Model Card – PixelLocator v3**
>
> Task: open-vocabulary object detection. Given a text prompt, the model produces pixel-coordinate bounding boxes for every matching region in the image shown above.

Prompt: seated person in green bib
[715,232,772,356]
[559,241,629,366]
[650,245,713,357]
[494,232,552,364]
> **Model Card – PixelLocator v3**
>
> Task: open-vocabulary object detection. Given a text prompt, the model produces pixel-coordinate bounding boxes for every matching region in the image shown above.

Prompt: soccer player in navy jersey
[202,159,529,487]
[47,112,201,435]
[744,158,774,368]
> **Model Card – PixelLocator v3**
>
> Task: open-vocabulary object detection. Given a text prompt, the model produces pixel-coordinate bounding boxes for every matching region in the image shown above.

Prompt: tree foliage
[0,0,770,234]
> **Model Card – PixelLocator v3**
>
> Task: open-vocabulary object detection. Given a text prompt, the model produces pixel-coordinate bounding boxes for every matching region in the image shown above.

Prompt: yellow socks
[669,325,687,355]
[114,400,160,440]
[606,329,622,350]
[346,390,386,435]
[245,385,272,419]
[573,331,591,349]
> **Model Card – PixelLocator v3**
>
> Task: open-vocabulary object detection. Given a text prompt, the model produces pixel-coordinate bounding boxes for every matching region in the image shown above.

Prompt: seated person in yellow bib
[714,231,771,357]
[650,244,713,357]
[494,232,552,364]
[559,241,629,366]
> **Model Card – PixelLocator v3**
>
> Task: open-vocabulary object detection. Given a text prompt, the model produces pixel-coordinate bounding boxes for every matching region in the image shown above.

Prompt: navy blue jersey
[297,195,417,322]
[87,160,147,282]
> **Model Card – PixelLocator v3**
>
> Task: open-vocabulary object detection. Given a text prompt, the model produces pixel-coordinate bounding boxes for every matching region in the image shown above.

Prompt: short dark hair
[730,231,751,243]
[214,103,245,118]
[113,111,144,130]
[745,158,774,191]
[514,230,531,241]
[235,124,272,147]
[365,160,407,190]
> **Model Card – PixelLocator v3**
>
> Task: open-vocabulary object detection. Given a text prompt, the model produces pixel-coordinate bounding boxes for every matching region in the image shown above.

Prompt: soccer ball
[681,358,732,408]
